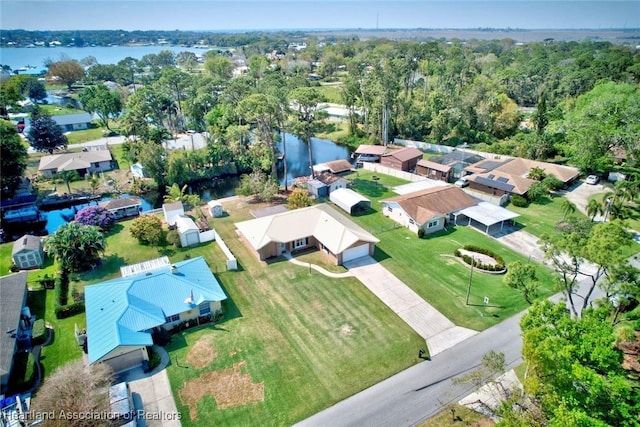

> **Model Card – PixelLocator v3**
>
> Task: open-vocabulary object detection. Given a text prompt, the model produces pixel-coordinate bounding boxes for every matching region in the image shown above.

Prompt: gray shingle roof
[0,272,28,379]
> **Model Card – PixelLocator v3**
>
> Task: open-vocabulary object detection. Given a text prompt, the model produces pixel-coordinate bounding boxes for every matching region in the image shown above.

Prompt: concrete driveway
[118,346,181,427]
[560,180,608,220]
[344,256,477,356]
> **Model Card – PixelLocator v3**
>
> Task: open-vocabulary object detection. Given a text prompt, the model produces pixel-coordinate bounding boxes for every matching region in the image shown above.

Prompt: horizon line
[4,27,640,32]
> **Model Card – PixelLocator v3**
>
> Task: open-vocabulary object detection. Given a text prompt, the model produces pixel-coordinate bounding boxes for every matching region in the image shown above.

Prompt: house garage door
[342,244,369,262]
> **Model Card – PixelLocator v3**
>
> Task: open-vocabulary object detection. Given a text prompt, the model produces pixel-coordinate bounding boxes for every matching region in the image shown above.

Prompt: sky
[1,1,639,31]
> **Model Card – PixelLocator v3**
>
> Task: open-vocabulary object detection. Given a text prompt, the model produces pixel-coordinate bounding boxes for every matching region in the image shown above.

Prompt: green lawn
[506,195,588,238]
[39,104,85,116]
[317,82,344,103]
[65,125,105,144]
[342,171,557,330]
[166,198,425,425]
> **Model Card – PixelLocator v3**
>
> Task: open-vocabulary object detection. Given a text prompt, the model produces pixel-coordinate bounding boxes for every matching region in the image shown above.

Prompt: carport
[330,188,371,215]
[454,202,519,234]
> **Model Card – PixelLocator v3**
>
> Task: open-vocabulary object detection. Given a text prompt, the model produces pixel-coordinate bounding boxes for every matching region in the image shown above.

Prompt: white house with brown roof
[464,157,579,196]
[38,147,113,178]
[235,204,378,265]
[381,186,477,234]
[100,197,142,219]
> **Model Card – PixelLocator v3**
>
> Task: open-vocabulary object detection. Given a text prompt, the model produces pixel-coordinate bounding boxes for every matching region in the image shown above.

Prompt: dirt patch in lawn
[339,324,354,336]
[179,361,264,420]
[185,335,216,369]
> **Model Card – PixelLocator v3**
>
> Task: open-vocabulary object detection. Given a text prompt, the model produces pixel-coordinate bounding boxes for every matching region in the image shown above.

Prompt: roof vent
[171,265,179,274]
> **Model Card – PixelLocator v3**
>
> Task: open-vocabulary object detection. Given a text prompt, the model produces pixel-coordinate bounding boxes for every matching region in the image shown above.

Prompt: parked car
[585,175,599,185]
[454,178,469,188]
[109,382,135,426]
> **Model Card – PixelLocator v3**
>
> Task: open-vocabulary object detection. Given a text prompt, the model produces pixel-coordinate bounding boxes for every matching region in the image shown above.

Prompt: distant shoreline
[1,28,638,46]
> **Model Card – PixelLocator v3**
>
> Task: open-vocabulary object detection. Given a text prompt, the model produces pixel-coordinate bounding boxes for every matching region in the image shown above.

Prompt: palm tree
[560,199,576,220]
[164,183,201,210]
[57,170,80,195]
[44,222,106,272]
[586,198,605,221]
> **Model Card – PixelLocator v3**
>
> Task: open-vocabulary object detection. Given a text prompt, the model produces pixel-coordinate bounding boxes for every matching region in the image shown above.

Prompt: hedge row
[454,246,506,272]
[31,319,47,345]
[462,245,505,268]
[55,301,85,319]
[56,268,70,306]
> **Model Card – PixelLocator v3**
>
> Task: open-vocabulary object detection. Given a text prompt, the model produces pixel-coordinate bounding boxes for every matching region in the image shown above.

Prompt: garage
[342,243,370,263]
[103,348,146,373]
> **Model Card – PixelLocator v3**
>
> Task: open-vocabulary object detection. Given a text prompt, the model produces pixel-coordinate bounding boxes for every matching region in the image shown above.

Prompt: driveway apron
[344,256,477,356]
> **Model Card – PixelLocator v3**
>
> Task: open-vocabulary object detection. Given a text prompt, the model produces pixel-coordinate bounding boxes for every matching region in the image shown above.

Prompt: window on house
[165,314,180,323]
[387,206,393,213]
[199,303,211,316]
[427,220,438,229]
[409,219,415,225]
[294,237,308,249]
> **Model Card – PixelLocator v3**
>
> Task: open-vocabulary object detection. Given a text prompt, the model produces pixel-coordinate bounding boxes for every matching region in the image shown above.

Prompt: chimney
[170,265,178,274]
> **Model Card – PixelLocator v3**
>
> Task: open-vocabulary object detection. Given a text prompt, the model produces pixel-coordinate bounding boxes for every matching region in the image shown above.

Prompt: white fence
[466,189,510,206]
[199,229,215,243]
[214,229,238,271]
[361,162,425,182]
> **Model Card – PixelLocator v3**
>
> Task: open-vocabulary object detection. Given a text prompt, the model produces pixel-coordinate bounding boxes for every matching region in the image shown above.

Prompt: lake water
[1,46,209,70]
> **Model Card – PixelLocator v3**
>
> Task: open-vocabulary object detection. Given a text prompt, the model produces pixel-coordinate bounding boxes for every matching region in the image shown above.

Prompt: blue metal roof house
[85,256,226,373]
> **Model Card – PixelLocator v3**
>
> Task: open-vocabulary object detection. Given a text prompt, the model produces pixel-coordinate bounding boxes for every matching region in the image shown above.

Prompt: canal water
[40,133,350,234]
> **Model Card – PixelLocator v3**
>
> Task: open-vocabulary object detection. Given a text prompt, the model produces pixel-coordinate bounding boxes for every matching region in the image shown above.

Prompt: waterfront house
[38,147,113,178]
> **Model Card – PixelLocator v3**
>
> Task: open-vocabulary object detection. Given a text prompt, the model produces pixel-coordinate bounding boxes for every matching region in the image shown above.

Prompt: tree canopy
[519,301,640,426]
[44,222,106,272]
[0,119,28,198]
[26,111,68,154]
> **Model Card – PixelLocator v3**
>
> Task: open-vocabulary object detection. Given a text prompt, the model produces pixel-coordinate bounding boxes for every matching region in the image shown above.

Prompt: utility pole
[466,257,475,305]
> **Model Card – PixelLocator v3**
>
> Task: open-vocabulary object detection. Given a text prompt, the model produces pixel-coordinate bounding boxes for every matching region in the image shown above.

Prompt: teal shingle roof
[85,256,226,364]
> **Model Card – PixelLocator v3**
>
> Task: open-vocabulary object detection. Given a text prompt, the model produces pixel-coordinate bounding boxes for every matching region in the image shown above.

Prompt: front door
[280,243,287,254]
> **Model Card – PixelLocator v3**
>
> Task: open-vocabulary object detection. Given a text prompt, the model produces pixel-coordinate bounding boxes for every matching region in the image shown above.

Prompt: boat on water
[38,193,101,211]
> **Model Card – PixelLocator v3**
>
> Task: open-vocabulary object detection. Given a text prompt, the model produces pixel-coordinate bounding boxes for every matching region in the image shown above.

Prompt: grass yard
[65,125,105,144]
[342,171,557,330]
[506,195,588,238]
[418,404,494,426]
[317,82,344,103]
[165,197,425,425]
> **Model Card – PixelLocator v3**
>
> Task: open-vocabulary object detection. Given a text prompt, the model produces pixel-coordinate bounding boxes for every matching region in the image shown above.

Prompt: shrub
[146,346,162,371]
[152,327,171,346]
[457,245,506,271]
[166,229,181,247]
[32,319,47,345]
[288,188,313,209]
[55,301,85,319]
[130,215,164,245]
[74,205,116,230]
[417,228,426,239]
[510,195,528,207]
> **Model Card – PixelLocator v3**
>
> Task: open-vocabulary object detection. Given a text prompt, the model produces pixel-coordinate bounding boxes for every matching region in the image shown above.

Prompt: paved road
[297,277,606,427]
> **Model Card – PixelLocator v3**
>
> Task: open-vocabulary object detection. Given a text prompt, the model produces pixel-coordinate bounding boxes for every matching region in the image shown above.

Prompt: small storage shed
[415,160,452,182]
[12,234,44,269]
[330,188,371,215]
[207,200,224,218]
[163,202,185,226]
[307,179,328,198]
[175,215,200,247]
